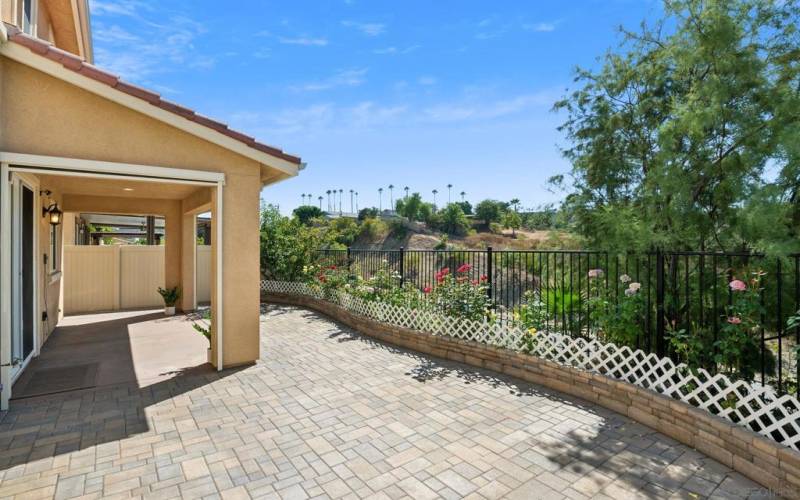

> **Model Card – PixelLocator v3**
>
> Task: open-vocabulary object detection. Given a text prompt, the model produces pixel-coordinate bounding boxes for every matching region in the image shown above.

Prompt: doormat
[12,363,98,399]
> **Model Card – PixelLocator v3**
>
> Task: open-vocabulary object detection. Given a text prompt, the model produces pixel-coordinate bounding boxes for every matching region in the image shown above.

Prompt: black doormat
[12,363,98,399]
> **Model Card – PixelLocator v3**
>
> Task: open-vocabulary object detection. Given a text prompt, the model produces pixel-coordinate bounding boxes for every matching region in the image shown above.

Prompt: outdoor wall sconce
[45,203,63,226]
[39,191,62,226]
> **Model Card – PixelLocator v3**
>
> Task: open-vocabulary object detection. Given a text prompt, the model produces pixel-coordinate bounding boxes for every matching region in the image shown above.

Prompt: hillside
[351,217,579,251]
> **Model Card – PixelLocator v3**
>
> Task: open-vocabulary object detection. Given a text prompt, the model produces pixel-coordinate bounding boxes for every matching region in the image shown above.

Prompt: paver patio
[0,304,768,499]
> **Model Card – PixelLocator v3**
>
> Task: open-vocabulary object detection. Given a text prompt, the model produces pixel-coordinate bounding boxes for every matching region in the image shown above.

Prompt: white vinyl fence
[64,245,212,314]
[196,245,211,303]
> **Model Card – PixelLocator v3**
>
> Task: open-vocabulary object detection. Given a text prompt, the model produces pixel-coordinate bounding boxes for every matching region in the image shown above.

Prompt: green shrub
[359,218,388,241]
[358,207,379,221]
[157,286,181,307]
[293,205,325,225]
[330,217,359,246]
[260,204,320,280]
[440,204,470,236]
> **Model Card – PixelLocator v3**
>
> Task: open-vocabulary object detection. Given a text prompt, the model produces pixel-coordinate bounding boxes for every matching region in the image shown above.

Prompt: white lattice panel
[262,280,800,451]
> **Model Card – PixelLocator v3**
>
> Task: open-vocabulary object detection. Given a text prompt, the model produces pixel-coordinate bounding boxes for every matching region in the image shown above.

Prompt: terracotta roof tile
[3,24,302,165]
[114,81,161,104]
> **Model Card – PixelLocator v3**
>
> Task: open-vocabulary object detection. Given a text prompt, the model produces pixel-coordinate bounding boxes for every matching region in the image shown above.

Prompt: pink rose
[457,264,472,273]
[423,286,432,294]
[729,279,747,292]
[727,316,742,325]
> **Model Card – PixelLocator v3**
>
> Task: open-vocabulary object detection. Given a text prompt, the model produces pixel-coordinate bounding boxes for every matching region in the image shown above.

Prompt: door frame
[0,167,40,407]
[9,172,40,382]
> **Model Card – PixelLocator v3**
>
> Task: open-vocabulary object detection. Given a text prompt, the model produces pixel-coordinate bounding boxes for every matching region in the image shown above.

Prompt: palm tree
[339,189,344,214]
[349,189,354,213]
[301,194,306,205]
[447,184,453,204]
[355,191,359,212]
[404,186,410,200]
[510,198,520,212]
[432,189,438,208]
[326,190,331,212]
[388,185,395,211]
[378,187,384,211]
[460,191,466,202]
[318,195,323,210]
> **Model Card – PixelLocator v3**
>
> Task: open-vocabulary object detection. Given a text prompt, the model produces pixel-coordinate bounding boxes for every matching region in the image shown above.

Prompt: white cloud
[90,5,214,81]
[523,21,558,32]
[474,16,509,40]
[229,88,561,139]
[341,20,386,36]
[293,68,368,92]
[418,76,438,86]
[231,101,407,136]
[423,91,558,122]
[278,36,329,46]
[373,45,420,55]
[89,0,152,17]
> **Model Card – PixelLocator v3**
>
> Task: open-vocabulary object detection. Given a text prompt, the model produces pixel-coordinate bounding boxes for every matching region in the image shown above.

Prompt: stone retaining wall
[265,292,800,496]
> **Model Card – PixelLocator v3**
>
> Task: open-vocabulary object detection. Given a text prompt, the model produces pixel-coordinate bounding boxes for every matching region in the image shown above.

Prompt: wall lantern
[43,202,63,226]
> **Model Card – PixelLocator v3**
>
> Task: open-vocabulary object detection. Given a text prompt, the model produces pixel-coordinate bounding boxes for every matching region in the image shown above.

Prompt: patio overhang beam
[1,153,224,186]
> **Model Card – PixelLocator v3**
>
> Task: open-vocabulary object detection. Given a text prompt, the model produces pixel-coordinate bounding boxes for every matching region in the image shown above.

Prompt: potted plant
[157,286,181,316]
[192,310,212,363]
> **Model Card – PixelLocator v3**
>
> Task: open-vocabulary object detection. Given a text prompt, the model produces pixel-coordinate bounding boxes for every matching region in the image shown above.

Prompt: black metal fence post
[399,247,405,286]
[655,250,666,357]
[486,246,494,304]
[346,247,352,273]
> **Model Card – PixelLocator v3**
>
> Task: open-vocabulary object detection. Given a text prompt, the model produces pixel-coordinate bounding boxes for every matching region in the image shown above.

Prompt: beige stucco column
[181,212,196,312]
[210,171,261,368]
[180,187,212,313]
[163,206,182,296]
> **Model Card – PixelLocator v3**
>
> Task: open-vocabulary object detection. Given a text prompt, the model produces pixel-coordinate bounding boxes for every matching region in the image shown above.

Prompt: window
[21,0,35,35]
[50,224,58,273]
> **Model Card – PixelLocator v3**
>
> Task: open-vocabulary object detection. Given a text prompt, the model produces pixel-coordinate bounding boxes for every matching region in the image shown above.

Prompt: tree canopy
[292,205,324,225]
[553,0,800,254]
[475,199,508,225]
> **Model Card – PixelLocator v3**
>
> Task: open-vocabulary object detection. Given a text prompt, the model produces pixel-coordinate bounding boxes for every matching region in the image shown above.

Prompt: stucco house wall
[0,56,267,368]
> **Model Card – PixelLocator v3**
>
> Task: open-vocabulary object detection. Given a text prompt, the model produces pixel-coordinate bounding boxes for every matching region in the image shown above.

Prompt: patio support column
[210,170,260,369]
[163,203,182,300]
[181,212,197,312]
[210,188,219,368]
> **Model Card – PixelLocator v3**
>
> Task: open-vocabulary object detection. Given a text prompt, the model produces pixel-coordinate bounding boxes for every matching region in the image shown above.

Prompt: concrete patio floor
[11,310,212,400]
[0,304,766,499]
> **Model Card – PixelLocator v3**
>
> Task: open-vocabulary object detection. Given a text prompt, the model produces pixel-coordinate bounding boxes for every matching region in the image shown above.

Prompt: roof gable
[1,23,302,173]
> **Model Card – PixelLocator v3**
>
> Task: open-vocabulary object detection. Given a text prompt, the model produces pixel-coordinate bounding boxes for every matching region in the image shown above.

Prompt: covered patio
[0,26,303,409]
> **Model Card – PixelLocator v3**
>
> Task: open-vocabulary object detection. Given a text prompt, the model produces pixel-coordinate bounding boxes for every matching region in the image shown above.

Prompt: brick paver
[0,305,769,499]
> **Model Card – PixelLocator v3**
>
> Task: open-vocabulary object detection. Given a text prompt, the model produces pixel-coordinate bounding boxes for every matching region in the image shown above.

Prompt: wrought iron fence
[269,247,800,394]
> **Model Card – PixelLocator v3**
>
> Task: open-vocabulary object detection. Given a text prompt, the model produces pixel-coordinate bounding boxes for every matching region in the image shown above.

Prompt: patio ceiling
[38,173,207,200]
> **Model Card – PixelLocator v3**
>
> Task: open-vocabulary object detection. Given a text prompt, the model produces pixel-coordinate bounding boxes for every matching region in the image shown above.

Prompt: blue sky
[89,0,662,213]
